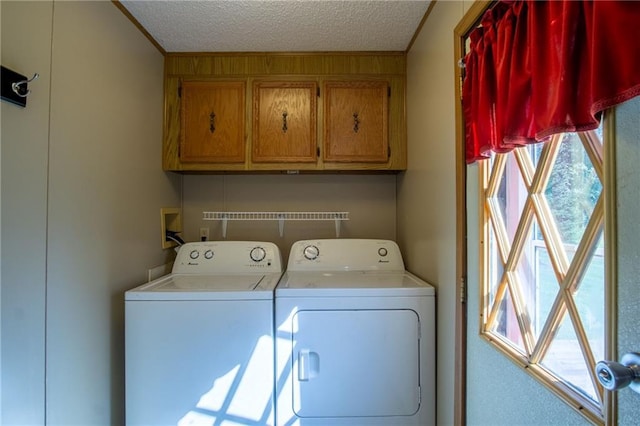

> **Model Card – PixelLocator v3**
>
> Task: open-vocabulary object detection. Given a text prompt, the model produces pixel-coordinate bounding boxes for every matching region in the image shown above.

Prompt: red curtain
[463,0,640,163]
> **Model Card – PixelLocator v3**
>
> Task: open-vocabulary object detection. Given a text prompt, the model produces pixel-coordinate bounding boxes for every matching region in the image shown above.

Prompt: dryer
[125,241,283,426]
[274,239,435,426]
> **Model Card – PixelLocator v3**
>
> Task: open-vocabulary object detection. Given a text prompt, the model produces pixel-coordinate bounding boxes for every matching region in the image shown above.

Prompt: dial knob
[189,250,199,260]
[250,246,266,262]
[303,245,319,260]
[204,249,214,259]
[378,247,388,257]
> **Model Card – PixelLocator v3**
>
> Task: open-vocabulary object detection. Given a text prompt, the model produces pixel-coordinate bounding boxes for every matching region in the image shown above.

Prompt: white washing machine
[274,239,435,426]
[125,241,283,426]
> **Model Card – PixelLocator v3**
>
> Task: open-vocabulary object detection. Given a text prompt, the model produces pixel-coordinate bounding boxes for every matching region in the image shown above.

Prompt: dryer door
[291,309,420,418]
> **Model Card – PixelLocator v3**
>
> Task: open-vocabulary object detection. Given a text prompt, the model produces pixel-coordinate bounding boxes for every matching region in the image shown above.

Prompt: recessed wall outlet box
[161,207,182,249]
[200,227,210,241]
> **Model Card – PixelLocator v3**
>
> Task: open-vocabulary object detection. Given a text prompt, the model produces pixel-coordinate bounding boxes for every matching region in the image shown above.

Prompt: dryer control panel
[288,239,405,272]
[173,241,283,274]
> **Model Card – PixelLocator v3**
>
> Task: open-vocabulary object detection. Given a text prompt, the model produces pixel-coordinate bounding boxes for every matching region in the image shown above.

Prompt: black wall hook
[1,66,39,108]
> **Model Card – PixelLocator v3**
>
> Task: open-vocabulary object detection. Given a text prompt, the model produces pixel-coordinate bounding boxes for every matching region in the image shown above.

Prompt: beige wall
[182,174,397,261]
[0,0,2,413]
[400,1,471,425]
[1,1,181,424]
[1,2,53,423]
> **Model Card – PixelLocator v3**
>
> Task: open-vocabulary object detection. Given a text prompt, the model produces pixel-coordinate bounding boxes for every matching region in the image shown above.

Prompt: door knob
[595,352,640,394]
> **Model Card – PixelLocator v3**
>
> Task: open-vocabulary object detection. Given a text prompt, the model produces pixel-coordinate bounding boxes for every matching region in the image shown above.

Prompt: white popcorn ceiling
[119,0,432,52]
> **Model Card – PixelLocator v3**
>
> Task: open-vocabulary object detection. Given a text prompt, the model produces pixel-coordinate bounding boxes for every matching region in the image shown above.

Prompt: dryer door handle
[298,349,320,381]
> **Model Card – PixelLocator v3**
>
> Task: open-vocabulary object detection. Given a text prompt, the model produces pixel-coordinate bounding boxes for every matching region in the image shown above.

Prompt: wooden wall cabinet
[180,81,245,163]
[163,53,407,172]
[252,81,317,163]
[323,81,389,163]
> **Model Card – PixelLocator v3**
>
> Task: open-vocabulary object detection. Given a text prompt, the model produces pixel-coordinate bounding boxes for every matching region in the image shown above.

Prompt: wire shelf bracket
[202,211,350,238]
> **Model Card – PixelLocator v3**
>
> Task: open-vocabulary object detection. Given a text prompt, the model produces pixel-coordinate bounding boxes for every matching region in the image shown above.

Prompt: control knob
[204,250,214,259]
[189,250,199,260]
[250,246,266,262]
[303,245,320,260]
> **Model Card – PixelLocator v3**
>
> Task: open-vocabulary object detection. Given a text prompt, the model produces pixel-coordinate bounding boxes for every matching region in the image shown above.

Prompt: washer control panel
[288,239,405,272]
[173,241,282,274]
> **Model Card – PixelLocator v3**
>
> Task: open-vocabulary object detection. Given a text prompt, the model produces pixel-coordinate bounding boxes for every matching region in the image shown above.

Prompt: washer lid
[275,271,435,297]
[125,273,281,301]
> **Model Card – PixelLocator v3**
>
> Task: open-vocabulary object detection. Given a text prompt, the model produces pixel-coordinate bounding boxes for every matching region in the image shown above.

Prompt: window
[480,124,606,421]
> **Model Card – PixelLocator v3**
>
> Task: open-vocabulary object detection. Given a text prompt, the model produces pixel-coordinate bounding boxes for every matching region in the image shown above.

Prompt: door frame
[453,3,492,425]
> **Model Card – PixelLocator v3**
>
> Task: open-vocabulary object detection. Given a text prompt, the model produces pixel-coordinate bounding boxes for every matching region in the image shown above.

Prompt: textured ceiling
[119,1,431,53]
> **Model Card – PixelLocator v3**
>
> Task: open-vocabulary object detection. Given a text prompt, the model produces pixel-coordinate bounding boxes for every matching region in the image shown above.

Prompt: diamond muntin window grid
[481,127,605,418]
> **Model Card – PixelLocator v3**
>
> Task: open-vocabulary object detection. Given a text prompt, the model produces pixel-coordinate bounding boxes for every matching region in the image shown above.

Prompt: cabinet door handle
[282,111,288,133]
[209,112,216,133]
[353,112,360,133]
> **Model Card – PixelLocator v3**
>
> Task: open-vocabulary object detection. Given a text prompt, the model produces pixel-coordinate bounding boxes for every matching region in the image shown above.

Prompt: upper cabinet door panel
[323,81,389,163]
[180,81,246,163]
[252,81,317,163]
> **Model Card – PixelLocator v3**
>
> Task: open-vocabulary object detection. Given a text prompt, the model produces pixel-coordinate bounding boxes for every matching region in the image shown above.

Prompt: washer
[125,241,283,426]
[274,239,435,426]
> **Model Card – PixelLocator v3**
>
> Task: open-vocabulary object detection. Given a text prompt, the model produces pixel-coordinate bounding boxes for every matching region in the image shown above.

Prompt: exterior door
[465,97,640,424]
[611,97,640,425]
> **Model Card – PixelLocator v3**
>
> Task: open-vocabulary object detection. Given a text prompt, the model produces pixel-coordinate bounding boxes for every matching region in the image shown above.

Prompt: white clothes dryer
[274,239,435,426]
[125,241,283,426]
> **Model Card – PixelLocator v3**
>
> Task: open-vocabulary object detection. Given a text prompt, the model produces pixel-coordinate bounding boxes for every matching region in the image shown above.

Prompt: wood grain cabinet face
[252,81,317,163]
[180,81,246,163]
[323,81,389,163]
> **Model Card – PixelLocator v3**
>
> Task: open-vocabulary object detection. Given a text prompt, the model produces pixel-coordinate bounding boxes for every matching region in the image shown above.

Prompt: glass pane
[493,285,525,352]
[532,239,560,340]
[487,224,503,308]
[511,216,536,343]
[544,133,602,263]
[494,153,528,247]
[541,311,599,403]
[593,124,603,146]
[573,233,605,363]
[528,140,545,170]
[510,214,562,343]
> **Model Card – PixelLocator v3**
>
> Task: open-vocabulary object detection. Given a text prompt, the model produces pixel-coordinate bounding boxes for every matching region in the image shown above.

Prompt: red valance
[462,0,640,163]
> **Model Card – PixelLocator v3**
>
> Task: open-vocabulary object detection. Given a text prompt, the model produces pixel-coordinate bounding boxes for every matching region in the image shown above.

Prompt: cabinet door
[324,81,389,162]
[180,81,245,163]
[252,81,317,163]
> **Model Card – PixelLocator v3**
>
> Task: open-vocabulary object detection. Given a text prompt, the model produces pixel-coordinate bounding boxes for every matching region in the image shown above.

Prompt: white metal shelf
[202,211,349,238]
